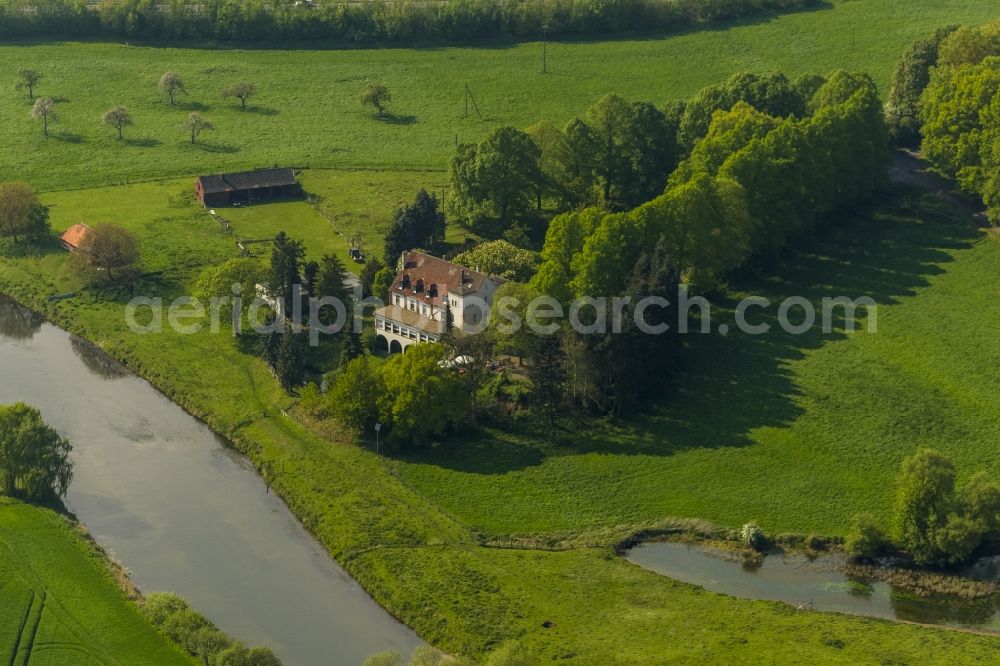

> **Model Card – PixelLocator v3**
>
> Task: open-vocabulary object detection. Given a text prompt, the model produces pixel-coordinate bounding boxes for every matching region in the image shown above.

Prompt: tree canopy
[447,126,543,238]
[0,402,73,501]
[74,223,140,282]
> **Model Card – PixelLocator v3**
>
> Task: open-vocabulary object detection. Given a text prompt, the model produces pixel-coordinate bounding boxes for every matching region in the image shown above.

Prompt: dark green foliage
[339,330,365,368]
[384,189,446,262]
[678,71,807,150]
[359,257,384,299]
[892,449,1000,567]
[268,231,304,315]
[315,254,351,326]
[448,127,544,238]
[527,331,566,423]
[844,514,889,560]
[884,25,958,144]
[141,592,281,665]
[275,325,305,392]
[0,402,72,501]
[570,94,682,208]
[918,33,1000,223]
[0,0,821,46]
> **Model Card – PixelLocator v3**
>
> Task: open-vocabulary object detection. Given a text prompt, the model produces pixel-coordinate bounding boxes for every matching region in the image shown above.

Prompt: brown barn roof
[60,223,91,250]
[391,251,495,306]
[197,167,297,194]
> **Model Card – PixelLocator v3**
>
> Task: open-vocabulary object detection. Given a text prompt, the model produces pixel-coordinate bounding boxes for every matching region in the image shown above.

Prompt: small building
[59,223,91,252]
[194,167,302,207]
[373,250,502,354]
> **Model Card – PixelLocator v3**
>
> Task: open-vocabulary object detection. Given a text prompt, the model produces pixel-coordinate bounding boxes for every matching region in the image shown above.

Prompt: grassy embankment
[1,0,1000,662]
[0,498,193,665]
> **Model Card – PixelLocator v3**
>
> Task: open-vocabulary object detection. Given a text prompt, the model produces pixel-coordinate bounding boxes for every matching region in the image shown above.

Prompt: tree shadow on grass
[243,105,280,116]
[123,136,162,148]
[191,141,240,154]
[177,101,210,112]
[52,131,84,144]
[414,187,981,474]
[376,112,417,125]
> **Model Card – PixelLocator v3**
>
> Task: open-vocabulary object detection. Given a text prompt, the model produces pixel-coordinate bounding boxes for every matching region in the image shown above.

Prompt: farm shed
[59,223,91,252]
[194,167,302,207]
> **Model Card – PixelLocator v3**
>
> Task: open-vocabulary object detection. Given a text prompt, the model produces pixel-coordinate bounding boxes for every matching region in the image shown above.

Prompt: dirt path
[889,149,990,226]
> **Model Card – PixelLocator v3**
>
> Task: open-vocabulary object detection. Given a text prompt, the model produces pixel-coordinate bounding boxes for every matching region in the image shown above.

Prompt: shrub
[844,514,888,560]
[740,522,766,551]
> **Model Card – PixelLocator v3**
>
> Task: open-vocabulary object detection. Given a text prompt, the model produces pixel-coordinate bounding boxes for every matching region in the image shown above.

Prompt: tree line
[494,70,887,418]
[447,70,833,240]
[886,20,1000,223]
[0,0,821,45]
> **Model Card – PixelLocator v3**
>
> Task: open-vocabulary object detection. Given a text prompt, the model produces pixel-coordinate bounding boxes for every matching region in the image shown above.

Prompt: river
[0,295,421,665]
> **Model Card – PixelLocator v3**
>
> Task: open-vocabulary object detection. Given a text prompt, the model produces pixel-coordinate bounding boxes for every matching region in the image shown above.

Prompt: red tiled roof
[391,251,491,306]
[60,223,91,250]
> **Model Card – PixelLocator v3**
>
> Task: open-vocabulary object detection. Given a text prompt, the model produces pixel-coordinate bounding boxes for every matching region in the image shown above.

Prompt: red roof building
[59,223,91,252]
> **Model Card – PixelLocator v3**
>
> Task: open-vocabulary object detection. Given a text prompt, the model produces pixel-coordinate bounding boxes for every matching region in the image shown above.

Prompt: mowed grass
[0,0,996,190]
[394,191,1000,537]
[0,498,192,665]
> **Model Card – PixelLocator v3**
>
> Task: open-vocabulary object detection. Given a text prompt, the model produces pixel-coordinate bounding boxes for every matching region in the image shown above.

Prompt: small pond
[628,541,1000,633]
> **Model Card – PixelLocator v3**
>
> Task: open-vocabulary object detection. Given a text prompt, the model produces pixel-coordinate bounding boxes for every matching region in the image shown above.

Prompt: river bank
[0,295,422,664]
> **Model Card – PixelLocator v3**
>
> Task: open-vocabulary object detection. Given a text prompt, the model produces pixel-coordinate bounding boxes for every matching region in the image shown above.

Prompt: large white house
[373,251,502,353]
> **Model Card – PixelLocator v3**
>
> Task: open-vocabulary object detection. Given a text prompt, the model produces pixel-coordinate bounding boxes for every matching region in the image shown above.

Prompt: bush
[844,514,888,560]
[140,592,281,665]
[740,522,766,551]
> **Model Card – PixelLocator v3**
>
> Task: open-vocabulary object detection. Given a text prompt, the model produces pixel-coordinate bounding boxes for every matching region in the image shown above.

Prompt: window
[394,294,402,306]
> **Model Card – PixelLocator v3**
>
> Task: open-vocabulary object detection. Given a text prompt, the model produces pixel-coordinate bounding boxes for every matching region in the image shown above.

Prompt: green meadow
[0,0,997,191]
[2,0,1000,662]
[394,191,1000,537]
[0,499,192,665]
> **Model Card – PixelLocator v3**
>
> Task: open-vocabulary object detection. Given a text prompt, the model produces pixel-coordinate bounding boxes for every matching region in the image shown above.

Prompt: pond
[628,540,1000,633]
[0,295,422,665]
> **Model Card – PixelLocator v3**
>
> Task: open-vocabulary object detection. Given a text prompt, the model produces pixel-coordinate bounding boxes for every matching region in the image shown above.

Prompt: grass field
[0,0,997,191]
[0,498,192,665]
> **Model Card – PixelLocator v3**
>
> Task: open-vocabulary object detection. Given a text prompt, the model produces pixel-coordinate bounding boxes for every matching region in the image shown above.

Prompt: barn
[194,167,302,207]
[59,223,91,252]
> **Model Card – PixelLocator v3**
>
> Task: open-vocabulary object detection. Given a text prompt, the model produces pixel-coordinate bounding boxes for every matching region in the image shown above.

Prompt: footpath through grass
[0,498,192,665]
[1,0,997,190]
[1,182,999,661]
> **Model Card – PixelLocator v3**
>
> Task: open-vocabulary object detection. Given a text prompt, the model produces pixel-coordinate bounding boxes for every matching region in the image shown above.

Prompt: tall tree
[159,71,186,105]
[338,331,365,368]
[268,231,305,316]
[275,325,305,391]
[314,254,351,326]
[0,403,73,501]
[384,189,446,261]
[447,126,543,237]
[30,98,57,137]
[102,105,133,139]
[885,25,958,144]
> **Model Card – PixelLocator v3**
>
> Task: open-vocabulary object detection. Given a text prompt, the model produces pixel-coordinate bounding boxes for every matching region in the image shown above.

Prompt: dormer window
[401,274,411,290]
[429,283,438,297]
[415,278,424,293]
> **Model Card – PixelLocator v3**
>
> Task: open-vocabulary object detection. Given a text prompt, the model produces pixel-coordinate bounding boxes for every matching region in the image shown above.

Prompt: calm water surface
[0,296,421,665]
[628,540,1000,633]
